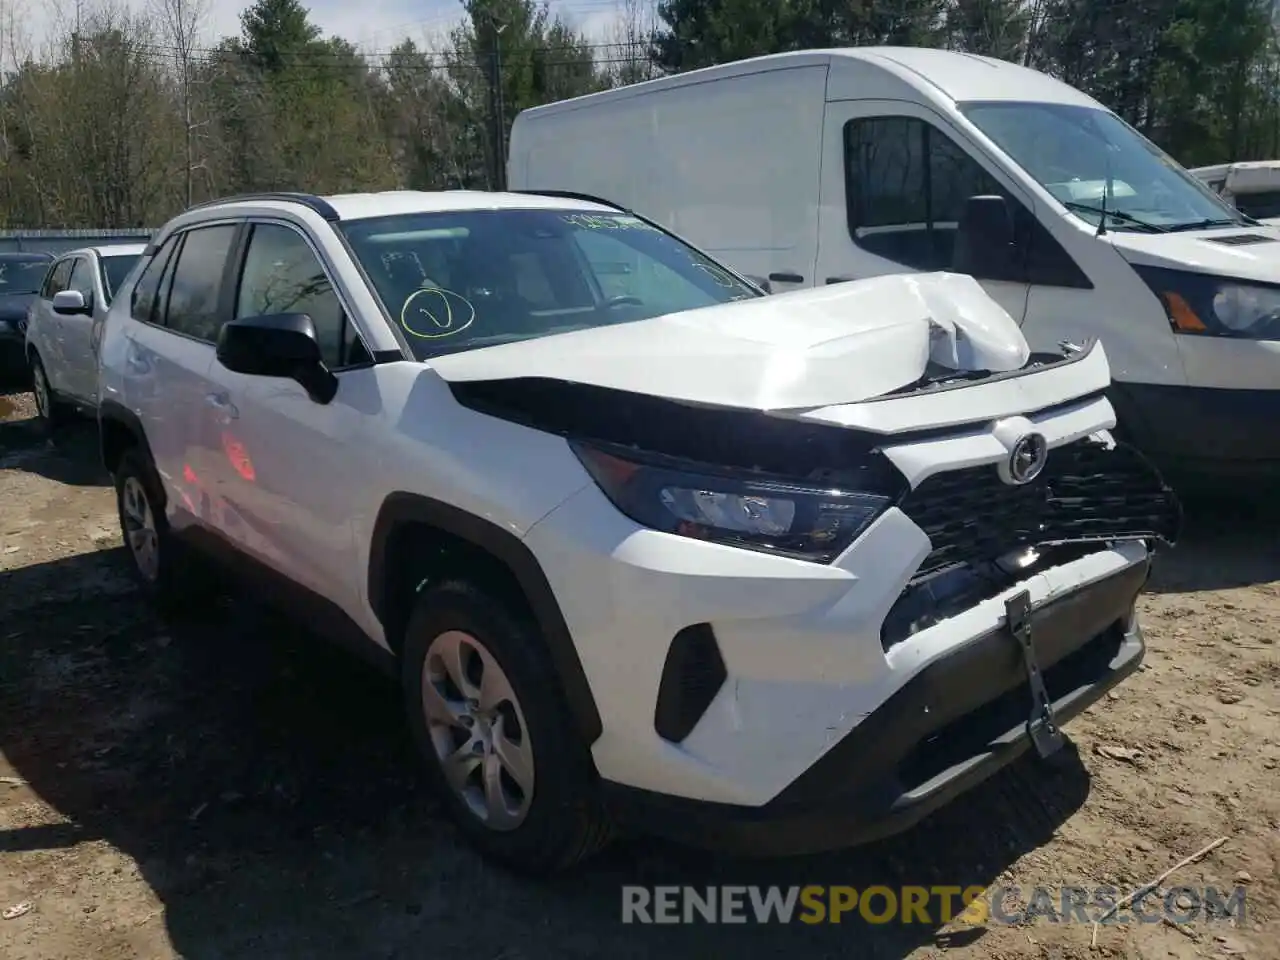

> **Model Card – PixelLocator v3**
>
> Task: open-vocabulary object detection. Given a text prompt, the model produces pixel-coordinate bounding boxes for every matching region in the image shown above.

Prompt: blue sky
[15,0,634,64]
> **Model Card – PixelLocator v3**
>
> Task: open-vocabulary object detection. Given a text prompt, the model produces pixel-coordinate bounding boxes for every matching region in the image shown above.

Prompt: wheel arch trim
[368,492,603,745]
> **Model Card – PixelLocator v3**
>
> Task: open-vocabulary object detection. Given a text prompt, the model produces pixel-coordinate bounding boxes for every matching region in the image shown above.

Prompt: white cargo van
[508,47,1280,486]
[1190,161,1280,224]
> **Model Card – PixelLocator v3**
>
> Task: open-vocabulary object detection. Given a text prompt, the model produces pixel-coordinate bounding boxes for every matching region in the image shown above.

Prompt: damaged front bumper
[601,555,1149,856]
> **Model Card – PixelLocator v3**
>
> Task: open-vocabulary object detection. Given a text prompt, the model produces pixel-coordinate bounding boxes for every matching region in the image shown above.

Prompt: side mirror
[52,289,90,315]
[952,194,1019,281]
[216,313,338,404]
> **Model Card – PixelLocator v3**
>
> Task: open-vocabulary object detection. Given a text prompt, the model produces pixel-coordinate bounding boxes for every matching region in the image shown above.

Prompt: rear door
[121,223,241,535]
[815,99,1032,322]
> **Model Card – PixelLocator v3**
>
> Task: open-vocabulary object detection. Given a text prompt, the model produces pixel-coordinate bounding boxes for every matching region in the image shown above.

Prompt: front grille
[898,437,1181,580]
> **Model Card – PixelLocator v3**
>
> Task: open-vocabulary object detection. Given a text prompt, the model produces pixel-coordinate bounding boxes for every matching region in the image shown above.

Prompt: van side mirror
[52,289,90,315]
[216,312,338,404]
[952,195,1019,281]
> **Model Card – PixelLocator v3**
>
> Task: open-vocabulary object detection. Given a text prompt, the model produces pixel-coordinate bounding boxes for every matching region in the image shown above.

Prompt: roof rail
[510,189,632,213]
[183,192,340,221]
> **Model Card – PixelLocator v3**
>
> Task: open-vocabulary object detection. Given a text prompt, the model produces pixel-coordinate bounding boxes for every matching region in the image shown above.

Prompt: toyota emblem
[1004,432,1049,485]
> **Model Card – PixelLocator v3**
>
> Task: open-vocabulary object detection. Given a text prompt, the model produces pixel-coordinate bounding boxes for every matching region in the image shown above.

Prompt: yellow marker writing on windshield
[399,287,476,339]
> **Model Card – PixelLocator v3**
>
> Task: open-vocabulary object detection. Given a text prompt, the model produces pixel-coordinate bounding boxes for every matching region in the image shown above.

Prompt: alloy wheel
[121,475,160,582]
[421,629,535,831]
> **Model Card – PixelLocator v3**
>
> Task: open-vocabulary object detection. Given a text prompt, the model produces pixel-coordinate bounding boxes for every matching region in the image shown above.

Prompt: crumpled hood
[427,272,1031,411]
[1110,224,1280,283]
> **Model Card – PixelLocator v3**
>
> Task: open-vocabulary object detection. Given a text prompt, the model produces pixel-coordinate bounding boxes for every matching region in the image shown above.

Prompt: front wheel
[402,580,613,875]
[29,355,68,435]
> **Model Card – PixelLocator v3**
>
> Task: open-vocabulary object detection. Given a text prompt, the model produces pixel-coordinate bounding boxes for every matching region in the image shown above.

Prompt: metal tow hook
[1005,590,1066,759]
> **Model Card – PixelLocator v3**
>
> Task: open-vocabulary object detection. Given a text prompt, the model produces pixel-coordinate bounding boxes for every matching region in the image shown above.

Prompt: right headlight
[571,440,892,563]
[1132,264,1280,339]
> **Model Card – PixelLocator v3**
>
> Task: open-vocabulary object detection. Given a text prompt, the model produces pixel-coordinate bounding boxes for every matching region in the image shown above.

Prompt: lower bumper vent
[654,624,727,743]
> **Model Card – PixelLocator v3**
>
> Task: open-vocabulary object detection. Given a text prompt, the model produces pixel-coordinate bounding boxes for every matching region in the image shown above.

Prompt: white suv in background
[96,190,1181,874]
[25,243,146,430]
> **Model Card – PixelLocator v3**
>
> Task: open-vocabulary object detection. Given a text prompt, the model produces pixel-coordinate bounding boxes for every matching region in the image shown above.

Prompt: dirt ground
[1,381,1277,960]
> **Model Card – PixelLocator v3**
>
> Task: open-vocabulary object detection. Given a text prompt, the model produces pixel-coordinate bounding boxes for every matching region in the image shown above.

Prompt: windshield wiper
[1163,217,1247,233]
[1062,202,1168,233]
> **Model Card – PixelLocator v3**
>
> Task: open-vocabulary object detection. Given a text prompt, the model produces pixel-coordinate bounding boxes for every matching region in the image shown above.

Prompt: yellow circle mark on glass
[400,287,476,339]
[692,261,739,289]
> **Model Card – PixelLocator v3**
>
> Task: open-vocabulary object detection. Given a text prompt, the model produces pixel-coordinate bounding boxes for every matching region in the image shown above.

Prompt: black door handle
[768,272,804,284]
[826,276,854,284]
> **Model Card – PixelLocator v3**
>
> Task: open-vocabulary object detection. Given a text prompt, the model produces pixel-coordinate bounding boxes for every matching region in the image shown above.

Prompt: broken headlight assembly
[571,440,892,562]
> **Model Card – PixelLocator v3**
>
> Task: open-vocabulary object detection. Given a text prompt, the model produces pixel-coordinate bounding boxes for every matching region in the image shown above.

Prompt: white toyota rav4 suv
[96,190,1180,874]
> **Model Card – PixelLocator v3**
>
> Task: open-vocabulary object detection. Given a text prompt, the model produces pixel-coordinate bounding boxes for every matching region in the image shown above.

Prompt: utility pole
[179,47,193,207]
[72,0,83,63]
[485,12,508,190]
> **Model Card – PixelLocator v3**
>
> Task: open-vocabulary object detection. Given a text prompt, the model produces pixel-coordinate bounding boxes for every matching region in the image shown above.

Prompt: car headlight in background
[1133,264,1280,339]
[571,440,892,563]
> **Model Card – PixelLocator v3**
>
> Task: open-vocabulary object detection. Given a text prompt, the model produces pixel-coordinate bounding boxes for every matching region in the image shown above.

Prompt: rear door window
[131,236,181,323]
[161,225,238,342]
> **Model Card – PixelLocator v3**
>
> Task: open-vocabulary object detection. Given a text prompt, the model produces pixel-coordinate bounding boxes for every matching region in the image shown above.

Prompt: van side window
[844,117,1091,288]
[131,236,181,323]
[1234,190,1280,220]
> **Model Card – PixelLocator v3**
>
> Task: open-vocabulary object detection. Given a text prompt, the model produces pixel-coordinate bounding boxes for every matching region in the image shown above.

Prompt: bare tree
[152,0,209,206]
[607,0,661,86]
[0,0,32,71]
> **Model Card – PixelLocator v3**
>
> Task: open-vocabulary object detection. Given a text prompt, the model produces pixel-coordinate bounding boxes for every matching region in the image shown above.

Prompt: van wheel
[29,355,68,435]
[114,448,218,615]
[402,580,613,875]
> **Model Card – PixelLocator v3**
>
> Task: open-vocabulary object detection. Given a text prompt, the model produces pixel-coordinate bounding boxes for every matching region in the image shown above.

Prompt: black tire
[113,447,220,615]
[29,354,69,436]
[402,579,613,875]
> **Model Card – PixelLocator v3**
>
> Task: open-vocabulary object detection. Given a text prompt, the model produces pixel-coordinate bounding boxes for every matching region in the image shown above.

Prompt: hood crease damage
[441,272,1085,481]
[429,272,1041,413]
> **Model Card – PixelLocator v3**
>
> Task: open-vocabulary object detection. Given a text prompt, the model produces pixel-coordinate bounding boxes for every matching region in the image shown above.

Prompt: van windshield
[339,208,761,360]
[959,101,1245,232]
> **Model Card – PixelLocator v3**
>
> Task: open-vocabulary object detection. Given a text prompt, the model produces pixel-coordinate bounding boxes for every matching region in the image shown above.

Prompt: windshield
[0,257,52,296]
[339,208,760,359]
[99,254,141,304]
[959,101,1244,232]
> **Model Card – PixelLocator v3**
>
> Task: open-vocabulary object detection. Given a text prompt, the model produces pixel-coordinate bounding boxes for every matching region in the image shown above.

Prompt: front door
[60,256,100,403]
[200,219,374,619]
[815,98,1032,322]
